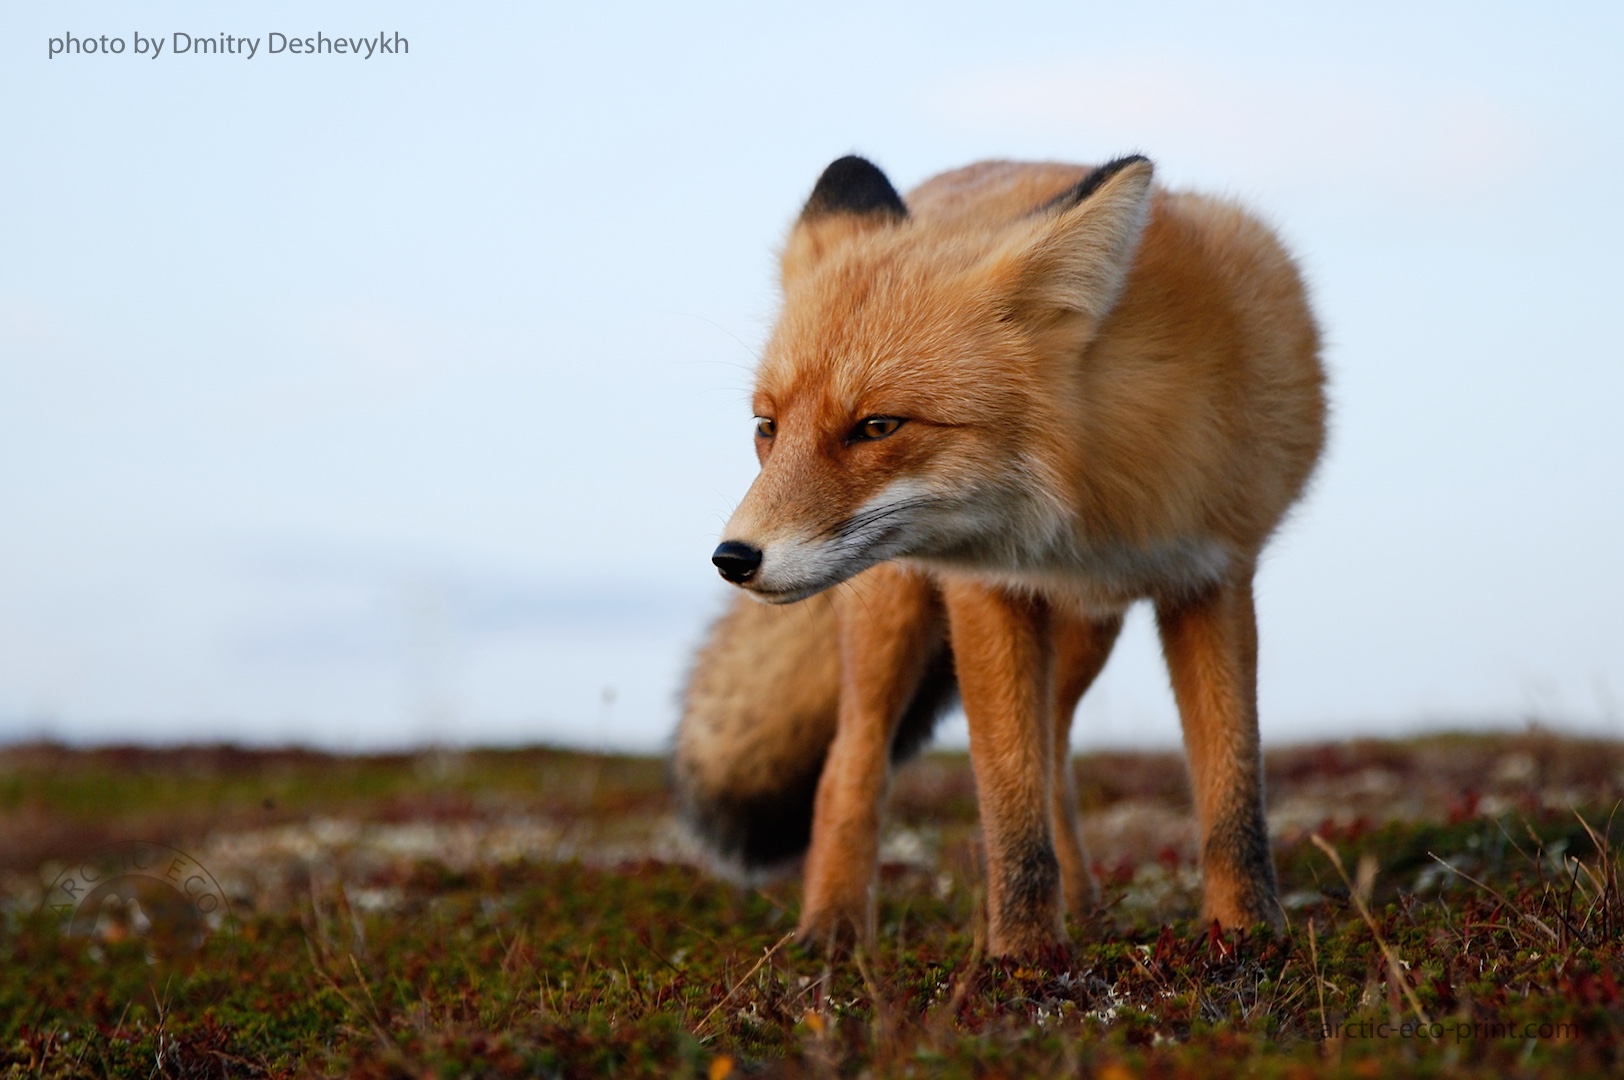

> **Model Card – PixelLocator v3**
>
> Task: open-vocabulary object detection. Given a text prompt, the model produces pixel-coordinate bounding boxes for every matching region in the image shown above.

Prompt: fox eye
[754,416,777,439]
[851,416,905,441]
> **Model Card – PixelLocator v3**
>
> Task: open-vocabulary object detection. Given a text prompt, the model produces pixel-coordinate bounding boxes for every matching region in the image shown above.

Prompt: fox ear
[799,156,908,222]
[781,156,907,285]
[998,155,1155,325]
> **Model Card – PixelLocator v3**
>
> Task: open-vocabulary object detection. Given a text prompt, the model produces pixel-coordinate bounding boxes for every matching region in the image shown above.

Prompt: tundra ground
[3,732,1622,1078]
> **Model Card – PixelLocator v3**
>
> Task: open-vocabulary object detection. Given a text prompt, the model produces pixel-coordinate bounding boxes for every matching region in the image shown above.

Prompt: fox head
[713,154,1155,602]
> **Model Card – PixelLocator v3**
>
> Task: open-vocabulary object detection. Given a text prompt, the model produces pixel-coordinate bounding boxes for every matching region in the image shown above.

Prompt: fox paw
[795,902,871,955]
[1200,880,1284,933]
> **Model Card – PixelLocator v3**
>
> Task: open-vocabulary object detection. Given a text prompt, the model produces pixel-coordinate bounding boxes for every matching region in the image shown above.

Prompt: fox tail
[673,590,955,870]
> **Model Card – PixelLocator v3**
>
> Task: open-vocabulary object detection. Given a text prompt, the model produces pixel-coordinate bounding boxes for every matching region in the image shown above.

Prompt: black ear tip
[803,155,908,221]
[818,155,884,184]
[825,154,872,169]
[1045,154,1155,214]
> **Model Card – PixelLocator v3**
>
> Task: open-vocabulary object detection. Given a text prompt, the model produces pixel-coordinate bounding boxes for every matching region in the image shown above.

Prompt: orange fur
[682,156,1326,958]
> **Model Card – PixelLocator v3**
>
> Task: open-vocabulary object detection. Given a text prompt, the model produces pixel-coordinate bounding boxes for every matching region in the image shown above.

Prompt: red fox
[675,155,1326,958]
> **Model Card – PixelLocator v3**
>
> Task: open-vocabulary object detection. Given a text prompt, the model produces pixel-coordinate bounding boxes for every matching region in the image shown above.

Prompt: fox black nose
[712,541,763,584]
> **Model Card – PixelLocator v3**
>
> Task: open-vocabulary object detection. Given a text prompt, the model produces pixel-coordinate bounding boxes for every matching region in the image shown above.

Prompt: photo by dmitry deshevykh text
[47,31,409,60]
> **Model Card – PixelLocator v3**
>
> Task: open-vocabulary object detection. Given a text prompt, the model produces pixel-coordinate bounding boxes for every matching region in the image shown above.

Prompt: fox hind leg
[1049,612,1124,919]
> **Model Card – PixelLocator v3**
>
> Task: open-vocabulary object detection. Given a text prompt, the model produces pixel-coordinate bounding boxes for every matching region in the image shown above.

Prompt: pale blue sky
[2,1,1621,749]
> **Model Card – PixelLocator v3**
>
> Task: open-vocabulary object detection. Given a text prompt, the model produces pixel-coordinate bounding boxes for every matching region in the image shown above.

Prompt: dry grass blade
[1425,852,1559,944]
[852,944,899,1063]
[694,930,796,1039]
[1307,918,1328,1040]
[1570,807,1621,940]
[929,884,987,1035]
[1310,833,1430,1027]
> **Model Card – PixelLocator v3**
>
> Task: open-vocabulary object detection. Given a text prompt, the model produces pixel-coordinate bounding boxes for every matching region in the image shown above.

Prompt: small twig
[1310,834,1430,1028]
[790,965,830,1007]
[694,930,796,1038]
[1570,854,1607,897]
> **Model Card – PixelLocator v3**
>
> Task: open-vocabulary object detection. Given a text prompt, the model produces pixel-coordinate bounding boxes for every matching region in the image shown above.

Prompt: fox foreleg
[943,578,1069,958]
[1156,571,1282,930]
[798,564,944,950]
